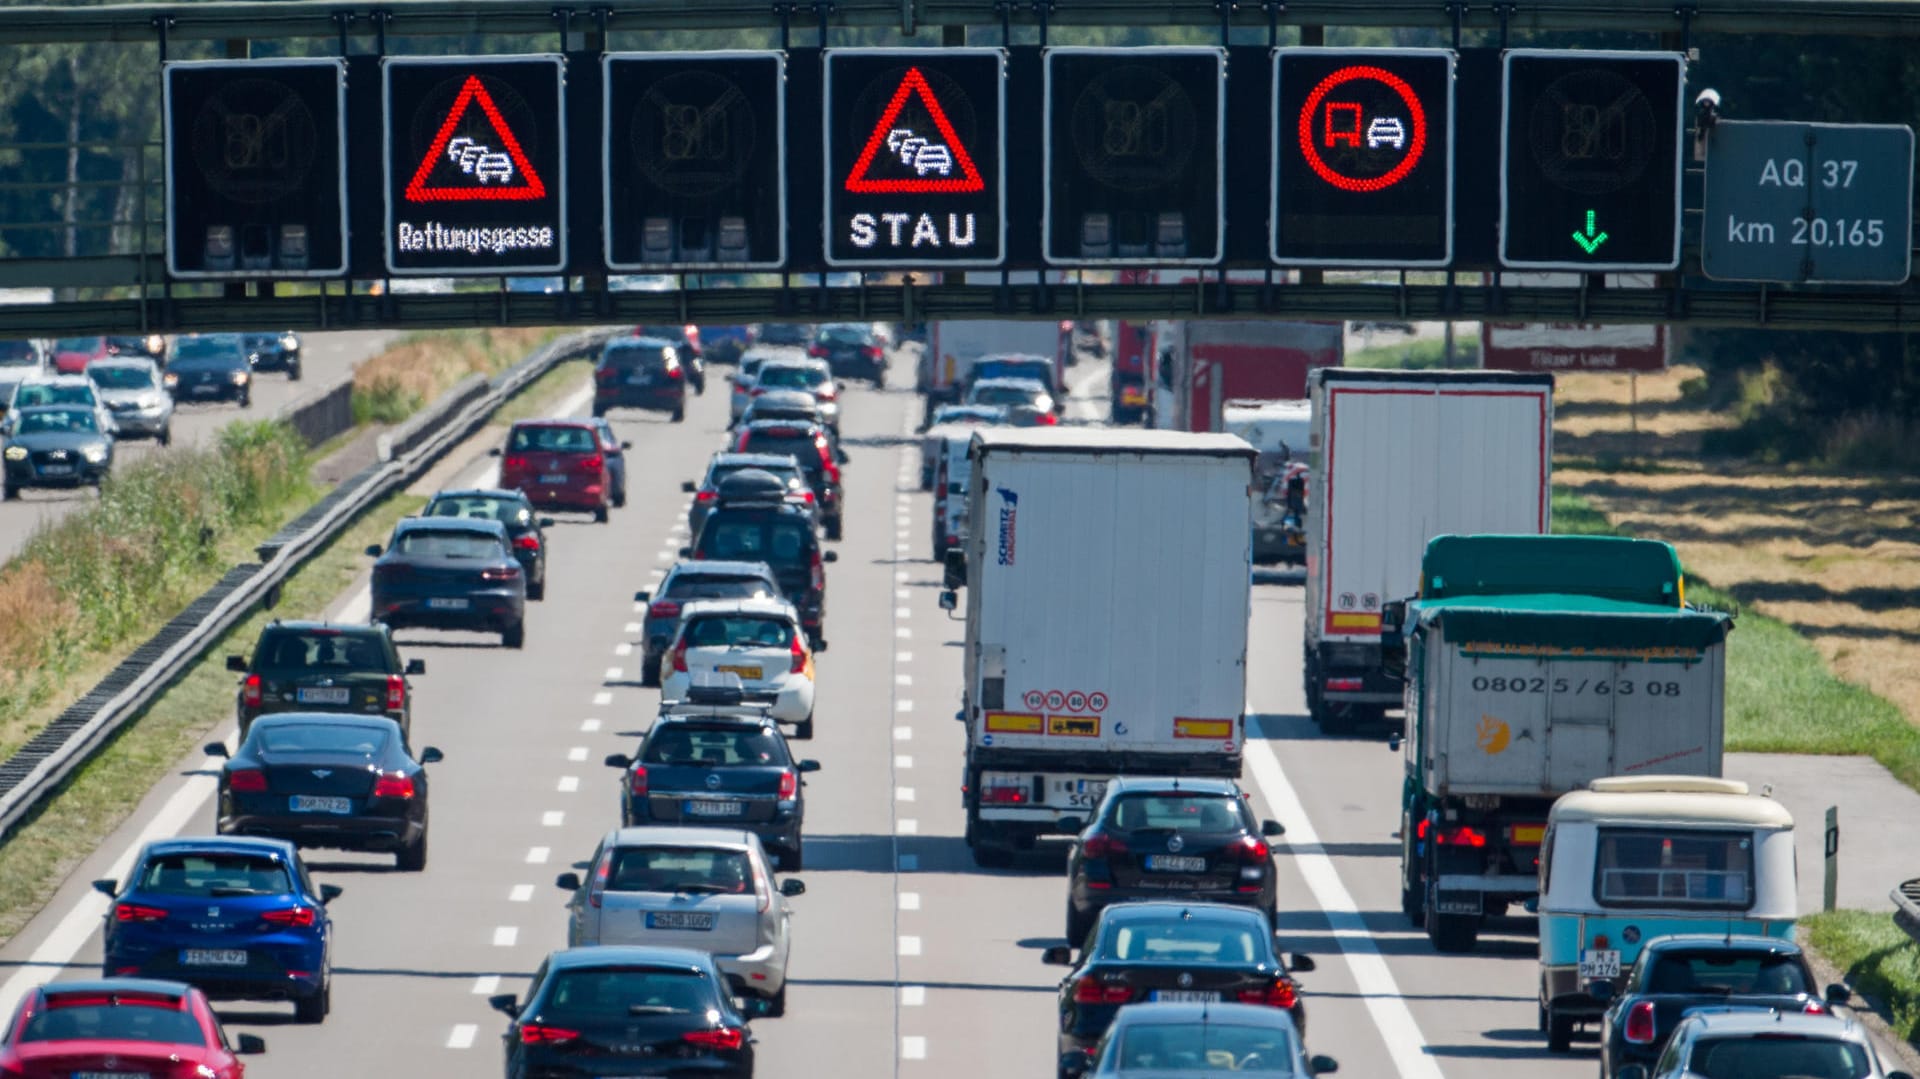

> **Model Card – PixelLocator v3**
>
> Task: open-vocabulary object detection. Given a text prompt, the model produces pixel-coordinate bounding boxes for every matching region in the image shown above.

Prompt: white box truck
[940,428,1255,866]
[921,320,1068,413]
[1304,368,1555,730]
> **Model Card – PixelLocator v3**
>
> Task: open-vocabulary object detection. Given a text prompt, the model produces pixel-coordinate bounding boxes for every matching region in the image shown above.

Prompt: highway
[0,330,393,560]
[0,346,1893,1079]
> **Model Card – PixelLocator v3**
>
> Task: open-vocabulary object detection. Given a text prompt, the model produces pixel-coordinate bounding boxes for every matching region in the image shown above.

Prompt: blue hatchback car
[94,836,340,1023]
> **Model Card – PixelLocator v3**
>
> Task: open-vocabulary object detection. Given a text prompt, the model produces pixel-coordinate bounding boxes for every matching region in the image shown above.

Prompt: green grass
[1346,331,1480,370]
[1552,486,1920,790]
[1803,912,1920,1042]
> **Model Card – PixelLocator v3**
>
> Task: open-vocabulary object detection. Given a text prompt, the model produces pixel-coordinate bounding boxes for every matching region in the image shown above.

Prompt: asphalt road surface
[0,330,393,561]
[0,346,1898,1078]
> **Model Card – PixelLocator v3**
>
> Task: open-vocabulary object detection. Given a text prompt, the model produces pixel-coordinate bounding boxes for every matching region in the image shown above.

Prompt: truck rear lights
[1072,977,1132,1004]
[980,785,1028,805]
[1324,677,1363,692]
[1623,1000,1656,1043]
[1434,825,1487,848]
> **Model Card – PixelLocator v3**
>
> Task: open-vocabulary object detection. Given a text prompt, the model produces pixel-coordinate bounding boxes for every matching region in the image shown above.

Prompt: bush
[351,328,555,426]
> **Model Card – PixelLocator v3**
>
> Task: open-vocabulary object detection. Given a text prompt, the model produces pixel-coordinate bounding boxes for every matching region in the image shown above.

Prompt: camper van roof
[1548,776,1795,830]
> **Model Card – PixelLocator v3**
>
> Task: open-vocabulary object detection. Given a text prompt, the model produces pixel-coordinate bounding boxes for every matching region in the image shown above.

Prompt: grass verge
[1803,912,1920,1043]
[494,359,590,426]
[1553,486,1920,791]
[353,328,561,424]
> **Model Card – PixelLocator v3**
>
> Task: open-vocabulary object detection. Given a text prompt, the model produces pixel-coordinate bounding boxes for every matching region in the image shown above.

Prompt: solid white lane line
[614,642,633,657]
[567,747,588,762]
[509,885,534,903]
[580,719,601,732]
[527,847,550,864]
[625,622,642,633]
[895,755,913,769]
[558,776,580,793]
[896,787,916,802]
[898,935,922,956]
[894,726,913,741]
[896,819,918,835]
[897,651,913,662]
[899,892,920,911]
[472,976,501,995]
[592,691,612,706]
[493,927,518,947]
[447,1024,479,1049]
[542,811,564,827]
[902,1036,927,1059]
[604,666,624,679]
[899,853,919,871]
[1244,718,1446,1079]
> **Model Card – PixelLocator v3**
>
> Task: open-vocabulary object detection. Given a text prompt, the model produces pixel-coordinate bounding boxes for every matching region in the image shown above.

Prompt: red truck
[1146,320,1344,432]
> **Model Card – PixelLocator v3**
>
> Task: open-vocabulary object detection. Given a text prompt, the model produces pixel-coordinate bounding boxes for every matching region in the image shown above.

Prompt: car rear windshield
[172,338,237,362]
[644,724,790,766]
[818,325,869,344]
[137,853,292,897]
[714,462,803,488]
[14,384,90,407]
[54,338,102,353]
[427,496,532,527]
[0,341,37,366]
[21,994,201,1045]
[973,384,1043,407]
[739,432,823,467]
[756,324,810,346]
[975,360,1052,385]
[254,723,389,757]
[1115,1022,1295,1073]
[1107,921,1261,964]
[1109,794,1244,833]
[602,847,756,894]
[756,365,826,390]
[255,630,391,671]
[15,408,97,435]
[698,520,812,564]
[602,345,670,371]
[662,575,775,603]
[88,366,154,390]
[394,530,506,559]
[1646,952,1811,996]
[508,425,597,453]
[541,968,716,1021]
[685,615,795,650]
[1595,828,1754,910]
[1688,1036,1873,1079]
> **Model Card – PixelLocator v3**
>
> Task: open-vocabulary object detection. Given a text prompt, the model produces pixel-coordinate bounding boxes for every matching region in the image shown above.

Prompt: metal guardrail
[1892,879,1920,945]
[274,380,355,450]
[0,325,617,841]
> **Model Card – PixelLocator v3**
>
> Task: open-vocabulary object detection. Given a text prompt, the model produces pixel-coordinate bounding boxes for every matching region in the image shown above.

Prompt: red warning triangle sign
[404,75,547,202]
[843,67,986,195]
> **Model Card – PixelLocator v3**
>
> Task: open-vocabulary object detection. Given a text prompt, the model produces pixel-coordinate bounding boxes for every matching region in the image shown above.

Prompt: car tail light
[1803,999,1828,1014]
[1080,832,1127,857]
[814,385,837,402]
[778,769,798,800]
[595,366,617,383]
[797,490,816,504]
[695,489,717,504]
[817,438,841,484]
[666,364,683,379]
[385,674,406,711]
[865,345,884,360]
[589,847,612,909]
[579,454,604,472]
[1237,978,1298,1010]
[627,765,649,799]
[810,549,825,593]
[114,903,168,923]
[1435,825,1487,848]
[750,387,767,397]
[1623,1000,1656,1044]
[503,455,530,472]
[1035,412,1059,426]
[1072,977,1133,1005]
[227,769,268,793]
[261,906,317,928]
[790,634,808,675]
[1325,677,1363,692]
[520,1024,581,1045]
[683,1027,745,1051]
[734,431,751,452]
[671,639,690,673]
[514,533,541,552]
[647,600,680,621]
[372,772,416,799]
[481,565,521,582]
[241,674,262,708]
[808,344,827,358]
[1235,835,1270,890]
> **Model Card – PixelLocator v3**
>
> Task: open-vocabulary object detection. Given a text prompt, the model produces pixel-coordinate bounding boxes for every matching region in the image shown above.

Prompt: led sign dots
[843,68,985,195]
[1297,65,1427,194]
[405,75,547,202]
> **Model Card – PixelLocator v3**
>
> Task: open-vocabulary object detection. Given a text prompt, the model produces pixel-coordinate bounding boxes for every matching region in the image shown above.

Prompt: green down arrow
[1572,209,1610,255]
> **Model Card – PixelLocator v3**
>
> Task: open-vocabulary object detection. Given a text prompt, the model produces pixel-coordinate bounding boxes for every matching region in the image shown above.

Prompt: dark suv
[685,455,818,537]
[593,337,687,420]
[733,420,844,540]
[682,500,836,648]
[422,488,556,600]
[227,621,425,739]
[635,561,782,686]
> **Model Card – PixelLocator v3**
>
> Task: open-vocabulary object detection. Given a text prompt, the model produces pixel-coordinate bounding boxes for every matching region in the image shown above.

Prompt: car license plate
[1578,949,1622,979]
[1149,990,1218,1003]
[191,384,218,395]
[717,664,763,680]
[683,799,744,818]
[426,597,469,610]
[291,795,351,814]
[646,911,716,931]
[627,373,652,385]
[38,464,72,476]
[539,473,568,484]
[180,949,247,967]
[1145,855,1208,873]
[296,687,352,705]
[75,1072,148,1079]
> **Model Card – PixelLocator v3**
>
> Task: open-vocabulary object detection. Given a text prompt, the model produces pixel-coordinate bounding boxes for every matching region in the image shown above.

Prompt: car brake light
[647,600,680,620]
[1080,832,1127,857]
[372,772,416,799]
[798,490,816,504]
[589,847,612,909]
[1803,1000,1828,1014]
[1235,835,1270,890]
[1435,825,1487,848]
[1072,977,1132,1005]
[865,345,884,360]
[671,639,690,673]
[683,1027,745,1051]
[227,769,268,793]
[1237,978,1298,1010]
[810,550,825,593]
[1036,412,1059,425]
[261,906,317,928]
[385,674,406,711]
[790,634,808,675]
[481,565,521,582]
[807,345,827,358]
[695,489,717,504]
[750,387,767,397]
[627,765,649,798]
[814,386,837,401]
[241,673,262,708]
[667,365,683,379]
[579,454,604,472]
[503,455,529,472]
[514,533,540,552]
[1325,677,1363,692]
[1624,1000,1656,1044]
[779,769,798,800]
[520,1023,581,1045]
[114,903,168,923]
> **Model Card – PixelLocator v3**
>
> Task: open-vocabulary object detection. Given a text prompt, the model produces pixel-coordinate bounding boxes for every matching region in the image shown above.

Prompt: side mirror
[605,753,633,769]
[235,1034,267,1055]
[319,884,343,904]
[634,591,651,604]
[1826,983,1852,1004]
[91,879,117,897]
[1261,819,1286,837]
[1387,732,1405,753]
[678,546,692,557]
[1381,599,1407,633]
[364,544,383,558]
[538,517,555,528]
[621,440,633,450]
[1059,1050,1094,1078]
[740,995,775,1018]
[487,447,502,457]
[835,447,850,465]
[1057,817,1084,835]
[815,639,828,654]
[822,551,838,563]
[224,655,248,672]
[419,747,444,765]
[681,480,697,493]
[780,878,806,897]
[488,993,520,1018]
[1041,946,1074,966]
[938,590,957,611]
[203,743,230,759]
[797,760,821,773]
[1308,1054,1339,1075]
[406,658,427,675]
[1288,954,1316,973]
[556,872,582,891]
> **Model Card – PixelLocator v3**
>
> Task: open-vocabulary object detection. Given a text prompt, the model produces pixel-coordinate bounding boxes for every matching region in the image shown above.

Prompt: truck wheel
[1321,701,1354,734]
[966,820,1013,868]
[1427,912,1480,953]
[1401,879,1424,927]
[1545,1008,1573,1053]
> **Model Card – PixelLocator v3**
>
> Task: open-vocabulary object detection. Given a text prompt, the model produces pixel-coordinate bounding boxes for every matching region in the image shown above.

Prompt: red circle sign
[1296,65,1428,194]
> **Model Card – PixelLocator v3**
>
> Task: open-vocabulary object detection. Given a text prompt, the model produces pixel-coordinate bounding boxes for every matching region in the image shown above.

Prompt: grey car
[1624,1009,1914,1079]
[87,357,174,444]
[366,517,528,649]
[1,404,113,498]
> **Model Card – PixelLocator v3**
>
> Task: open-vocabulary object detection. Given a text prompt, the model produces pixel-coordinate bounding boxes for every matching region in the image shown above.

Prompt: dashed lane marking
[581,719,601,733]
[896,570,909,582]
[558,776,579,793]
[901,986,926,1006]
[899,892,920,911]
[897,627,912,638]
[898,935,922,956]
[447,1024,478,1049]
[614,642,633,656]
[604,666,624,680]
[526,847,550,864]
[492,927,518,947]
[896,755,913,769]
[542,811,564,827]
[897,651,913,662]
[895,606,911,618]
[896,674,913,685]
[894,726,913,741]
[902,1036,927,1059]
[896,700,914,712]
[897,819,918,835]
[592,691,613,706]
[472,976,500,995]
[896,589,910,600]
[568,747,589,762]
[509,885,533,903]
[625,622,642,633]
[896,787,916,802]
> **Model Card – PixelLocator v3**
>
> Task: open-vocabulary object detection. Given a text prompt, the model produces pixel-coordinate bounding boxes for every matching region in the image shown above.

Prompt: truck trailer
[1148,320,1342,433]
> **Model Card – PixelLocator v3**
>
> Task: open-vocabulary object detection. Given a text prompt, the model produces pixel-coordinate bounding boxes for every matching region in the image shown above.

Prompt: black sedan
[164,335,253,406]
[1066,776,1286,944]
[205,713,443,871]
[809,322,886,385]
[367,517,528,648]
[422,488,556,601]
[1068,1002,1338,1079]
[606,708,820,870]
[1594,934,1851,1072]
[241,331,302,379]
[1,405,112,498]
[1043,902,1316,1078]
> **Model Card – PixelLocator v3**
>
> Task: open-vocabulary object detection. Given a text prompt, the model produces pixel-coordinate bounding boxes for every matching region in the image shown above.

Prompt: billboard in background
[1480,322,1668,373]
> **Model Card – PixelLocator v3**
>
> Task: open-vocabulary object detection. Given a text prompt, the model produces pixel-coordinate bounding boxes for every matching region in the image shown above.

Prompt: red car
[0,978,266,1078]
[492,419,616,523]
[50,337,111,376]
